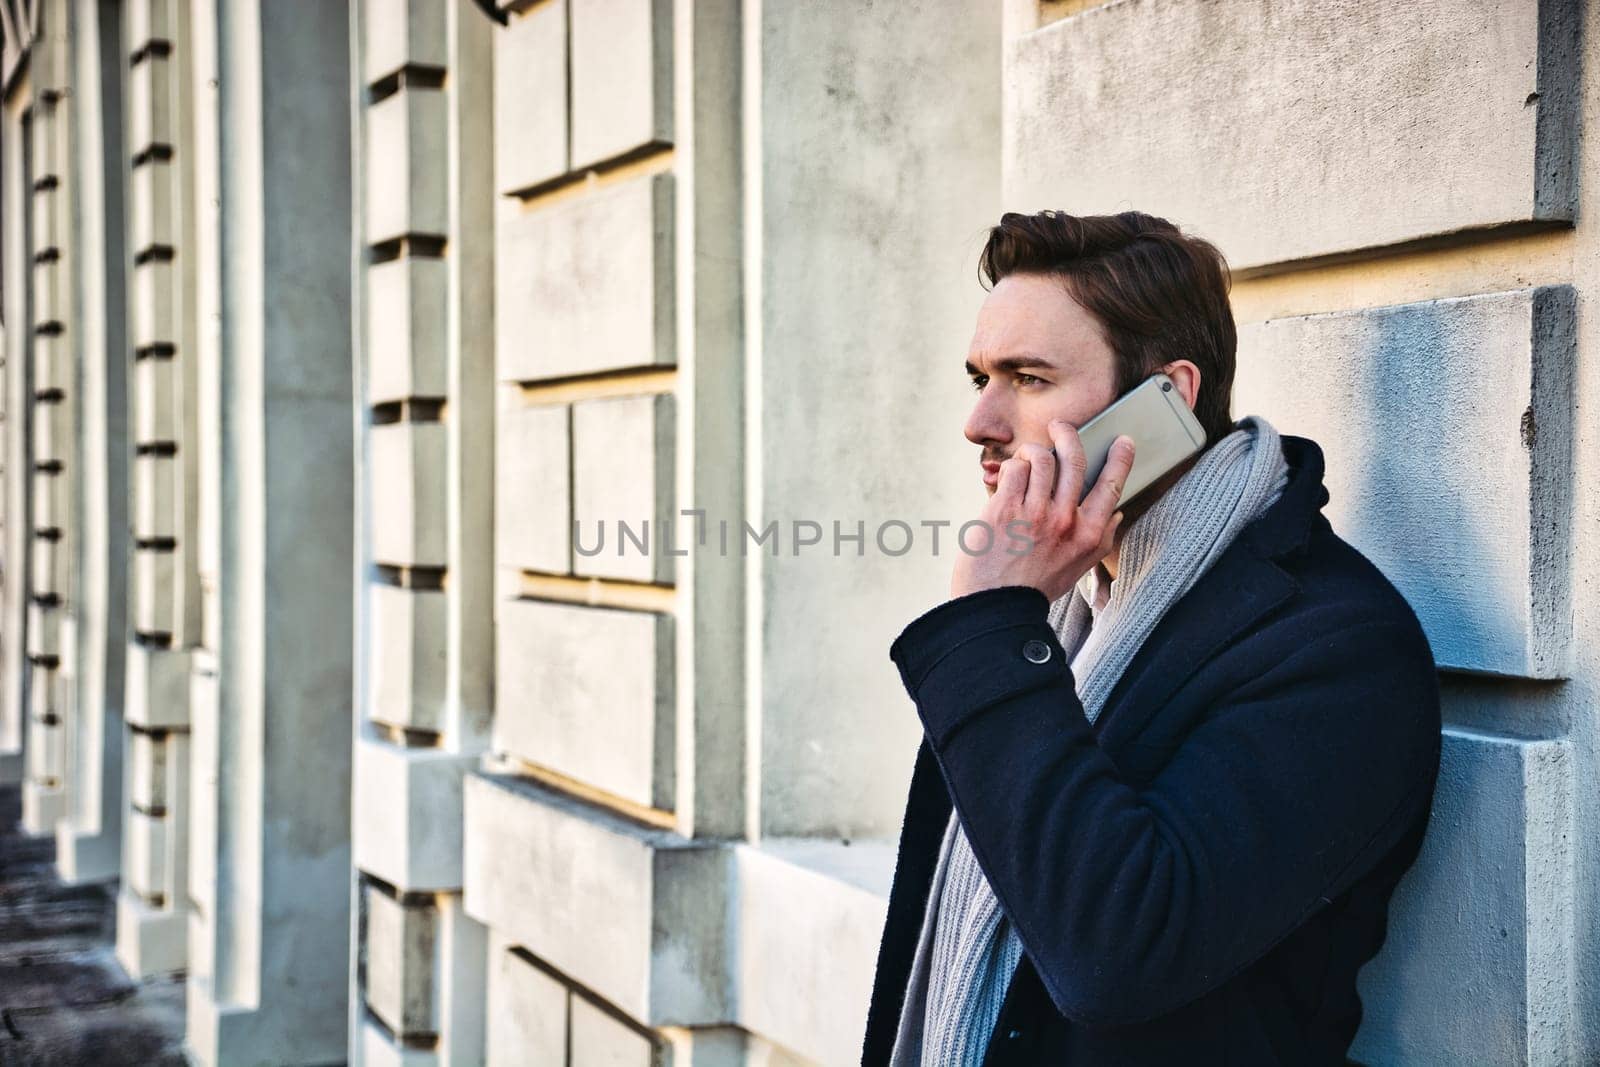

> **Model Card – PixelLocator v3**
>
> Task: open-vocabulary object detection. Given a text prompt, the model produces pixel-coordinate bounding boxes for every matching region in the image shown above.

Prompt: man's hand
[950,419,1135,602]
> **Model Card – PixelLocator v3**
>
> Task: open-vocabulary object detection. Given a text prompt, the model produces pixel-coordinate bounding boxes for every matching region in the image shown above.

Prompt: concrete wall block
[129,728,169,811]
[31,399,65,465]
[493,0,568,195]
[570,0,672,169]
[31,534,68,599]
[367,582,447,733]
[127,0,174,53]
[353,739,472,892]
[495,173,675,382]
[31,105,61,184]
[21,779,67,832]
[31,183,60,253]
[485,936,567,1067]
[363,0,447,85]
[134,355,178,444]
[27,600,61,661]
[572,392,674,584]
[115,888,188,982]
[356,1018,436,1067]
[366,256,448,404]
[29,666,59,722]
[33,469,66,533]
[128,55,174,155]
[134,258,175,350]
[125,642,193,730]
[366,87,449,243]
[1004,1,1576,271]
[126,806,171,900]
[495,598,673,810]
[30,20,70,89]
[33,333,66,396]
[1235,287,1573,678]
[462,773,728,1024]
[733,842,893,1066]
[117,894,180,973]
[570,995,656,1066]
[370,420,448,567]
[134,452,177,542]
[44,92,70,171]
[130,159,175,253]
[33,257,64,329]
[26,712,63,782]
[364,884,438,1039]
[134,547,176,635]
[358,893,487,1065]
[494,403,569,574]
[1352,729,1574,1064]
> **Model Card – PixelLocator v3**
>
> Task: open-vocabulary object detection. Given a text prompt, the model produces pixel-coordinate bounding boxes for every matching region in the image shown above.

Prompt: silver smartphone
[1074,372,1207,505]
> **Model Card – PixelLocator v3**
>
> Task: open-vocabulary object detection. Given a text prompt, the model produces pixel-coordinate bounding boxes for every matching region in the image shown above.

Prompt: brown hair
[978,210,1237,448]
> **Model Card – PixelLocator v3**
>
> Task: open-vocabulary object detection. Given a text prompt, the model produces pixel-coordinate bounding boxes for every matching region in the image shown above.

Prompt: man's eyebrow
[965,355,1061,376]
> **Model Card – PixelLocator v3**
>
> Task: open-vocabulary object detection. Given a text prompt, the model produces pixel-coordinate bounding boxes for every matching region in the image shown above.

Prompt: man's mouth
[981,460,1001,487]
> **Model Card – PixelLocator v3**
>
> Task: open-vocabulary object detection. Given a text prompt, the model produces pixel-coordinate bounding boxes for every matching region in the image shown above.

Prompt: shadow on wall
[1335,294,1577,1064]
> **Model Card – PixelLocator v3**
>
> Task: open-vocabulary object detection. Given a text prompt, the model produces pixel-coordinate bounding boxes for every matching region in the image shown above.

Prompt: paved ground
[0,784,186,1066]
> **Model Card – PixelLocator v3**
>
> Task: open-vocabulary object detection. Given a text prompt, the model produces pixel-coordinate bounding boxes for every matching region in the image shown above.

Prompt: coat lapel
[1090,544,1298,754]
[1089,433,1328,753]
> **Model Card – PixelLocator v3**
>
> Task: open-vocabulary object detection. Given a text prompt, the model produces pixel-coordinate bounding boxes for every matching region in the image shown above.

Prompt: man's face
[964,273,1120,495]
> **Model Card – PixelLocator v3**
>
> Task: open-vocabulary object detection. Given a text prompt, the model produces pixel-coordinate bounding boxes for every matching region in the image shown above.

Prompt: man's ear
[1161,360,1202,411]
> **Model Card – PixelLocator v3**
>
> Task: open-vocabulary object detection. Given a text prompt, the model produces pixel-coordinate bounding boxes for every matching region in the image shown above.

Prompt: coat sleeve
[889,584,1442,1028]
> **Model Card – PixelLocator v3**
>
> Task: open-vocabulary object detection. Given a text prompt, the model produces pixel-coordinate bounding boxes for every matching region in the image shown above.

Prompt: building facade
[0,0,1593,1063]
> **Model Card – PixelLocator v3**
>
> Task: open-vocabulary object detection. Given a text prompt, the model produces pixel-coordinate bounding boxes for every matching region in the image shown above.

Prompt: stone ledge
[462,770,894,1064]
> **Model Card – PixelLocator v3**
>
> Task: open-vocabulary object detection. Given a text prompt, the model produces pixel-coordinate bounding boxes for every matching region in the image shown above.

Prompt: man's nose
[964,389,1011,448]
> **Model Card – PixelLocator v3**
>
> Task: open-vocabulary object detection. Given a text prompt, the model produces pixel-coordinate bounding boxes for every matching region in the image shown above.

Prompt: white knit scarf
[890,414,1293,1066]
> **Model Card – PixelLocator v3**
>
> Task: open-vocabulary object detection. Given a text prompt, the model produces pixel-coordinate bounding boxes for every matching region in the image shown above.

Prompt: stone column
[52,0,131,891]
[0,5,39,791]
[17,0,76,838]
[8,0,132,886]
[459,2,1000,1063]
[347,1,493,1062]
[115,0,206,978]
[182,1,354,1062]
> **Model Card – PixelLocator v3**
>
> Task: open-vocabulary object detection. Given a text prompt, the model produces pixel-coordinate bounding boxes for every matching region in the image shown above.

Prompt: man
[861,211,1442,1065]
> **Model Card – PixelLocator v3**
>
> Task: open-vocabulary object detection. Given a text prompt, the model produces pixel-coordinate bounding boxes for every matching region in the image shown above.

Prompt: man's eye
[969,376,987,391]
[1017,374,1042,386]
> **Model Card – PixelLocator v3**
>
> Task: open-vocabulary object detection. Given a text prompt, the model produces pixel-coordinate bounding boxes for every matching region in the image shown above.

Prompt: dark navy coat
[861,434,1443,1066]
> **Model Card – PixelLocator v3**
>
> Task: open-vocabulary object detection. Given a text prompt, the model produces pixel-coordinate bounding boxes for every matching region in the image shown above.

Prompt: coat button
[1022,639,1051,664]
[1007,1028,1023,1040]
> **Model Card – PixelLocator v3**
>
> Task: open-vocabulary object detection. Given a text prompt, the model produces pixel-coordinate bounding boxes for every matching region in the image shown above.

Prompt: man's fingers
[1082,435,1136,523]
[1046,419,1088,508]
[995,455,1030,506]
[1015,443,1055,513]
